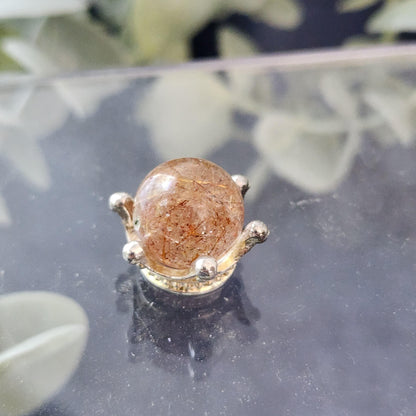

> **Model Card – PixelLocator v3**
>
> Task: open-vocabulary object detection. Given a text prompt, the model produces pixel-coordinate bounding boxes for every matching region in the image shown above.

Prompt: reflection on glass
[1,49,416,227]
[115,267,260,380]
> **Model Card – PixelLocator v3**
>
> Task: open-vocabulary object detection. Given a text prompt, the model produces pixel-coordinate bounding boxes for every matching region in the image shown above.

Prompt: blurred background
[1,0,416,73]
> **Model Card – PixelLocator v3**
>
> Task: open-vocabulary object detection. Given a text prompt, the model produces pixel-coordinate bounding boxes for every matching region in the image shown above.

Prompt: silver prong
[122,241,145,266]
[239,220,269,256]
[193,256,217,281]
[109,192,134,230]
[246,220,269,243]
[109,192,134,217]
[232,175,249,197]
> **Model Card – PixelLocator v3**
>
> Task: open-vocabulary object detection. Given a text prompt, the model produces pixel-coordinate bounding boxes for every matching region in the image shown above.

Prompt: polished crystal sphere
[133,158,244,277]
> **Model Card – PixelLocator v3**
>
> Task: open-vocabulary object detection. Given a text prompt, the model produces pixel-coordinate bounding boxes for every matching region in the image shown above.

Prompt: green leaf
[336,0,380,13]
[137,72,233,160]
[2,18,46,41]
[0,194,11,227]
[2,128,52,190]
[0,291,88,416]
[0,48,20,71]
[2,35,129,117]
[0,82,33,127]
[2,38,57,74]
[94,0,131,27]
[254,111,360,193]
[218,27,260,97]
[223,0,267,14]
[124,0,221,62]
[320,73,357,119]
[364,89,414,145]
[218,26,258,58]
[254,0,304,30]
[18,88,69,139]
[35,16,132,70]
[0,0,88,18]
[3,16,132,73]
[0,24,20,70]
[367,0,416,33]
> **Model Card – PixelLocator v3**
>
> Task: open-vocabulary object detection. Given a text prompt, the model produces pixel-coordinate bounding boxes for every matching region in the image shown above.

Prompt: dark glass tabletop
[1,45,416,416]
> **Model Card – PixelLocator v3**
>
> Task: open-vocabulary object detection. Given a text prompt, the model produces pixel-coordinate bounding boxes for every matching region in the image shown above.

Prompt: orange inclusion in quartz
[133,158,244,276]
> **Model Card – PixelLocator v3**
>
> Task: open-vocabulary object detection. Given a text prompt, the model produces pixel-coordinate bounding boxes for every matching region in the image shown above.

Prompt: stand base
[140,264,237,296]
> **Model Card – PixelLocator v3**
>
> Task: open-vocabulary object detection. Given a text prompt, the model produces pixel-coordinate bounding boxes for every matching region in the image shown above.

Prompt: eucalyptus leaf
[54,77,128,117]
[150,39,188,63]
[320,73,357,119]
[218,27,259,97]
[0,34,20,72]
[2,128,52,190]
[336,0,380,13]
[364,89,414,145]
[18,87,69,138]
[223,0,268,14]
[3,18,46,41]
[2,37,58,74]
[94,0,131,27]
[0,55,19,72]
[367,0,416,33]
[3,36,127,117]
[35,16,132,70]
[0,84,32,126]
[4,15,132,74]
[0,193,11,226]
[137,72,233,160]
[0,86,68,204]
[253,0,304,30]
[243,158,271,203]
[125,0,221,62]
[0,0,88,19]
[0,291,88,416]
[218,27,258,58]
[254,111,361,193]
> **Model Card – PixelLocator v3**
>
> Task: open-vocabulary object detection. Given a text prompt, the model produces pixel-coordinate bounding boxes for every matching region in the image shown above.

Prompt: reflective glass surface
[1,46,416,416]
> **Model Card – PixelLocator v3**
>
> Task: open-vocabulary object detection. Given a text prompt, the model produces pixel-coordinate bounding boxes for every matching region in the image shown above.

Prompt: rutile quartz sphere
[133,158,244,277]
